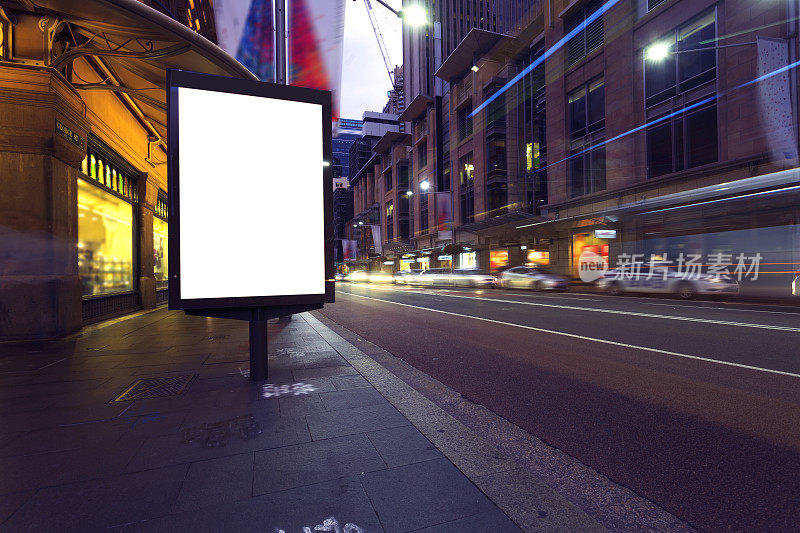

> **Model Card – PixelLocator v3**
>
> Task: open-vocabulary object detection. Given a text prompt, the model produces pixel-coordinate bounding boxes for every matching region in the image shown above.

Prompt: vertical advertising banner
[436,192,453,240]
[757,37,798,164]
[289,0,345,122]
[215,0,275,82]
[214,0,344,120]
[370,225,383,255]
[343,239,357,261]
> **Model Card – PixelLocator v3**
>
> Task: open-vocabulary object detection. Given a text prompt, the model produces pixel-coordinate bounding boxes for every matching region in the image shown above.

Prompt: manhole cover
[111,374,197,402]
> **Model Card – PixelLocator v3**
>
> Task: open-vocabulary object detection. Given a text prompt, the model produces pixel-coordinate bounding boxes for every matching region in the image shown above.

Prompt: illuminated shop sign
[594,229,617,239]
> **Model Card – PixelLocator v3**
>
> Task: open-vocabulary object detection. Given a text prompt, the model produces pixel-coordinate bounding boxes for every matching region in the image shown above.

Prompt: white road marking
[341,285,800,332]
[338,291,800,380]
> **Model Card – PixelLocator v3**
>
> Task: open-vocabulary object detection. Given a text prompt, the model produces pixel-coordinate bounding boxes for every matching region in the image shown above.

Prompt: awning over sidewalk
[20,0,256,141]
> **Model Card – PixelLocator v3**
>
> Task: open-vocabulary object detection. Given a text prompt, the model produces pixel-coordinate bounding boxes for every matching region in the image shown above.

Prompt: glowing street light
[419,180,430,191]
[645,42,671,61]
[398,4,427,26]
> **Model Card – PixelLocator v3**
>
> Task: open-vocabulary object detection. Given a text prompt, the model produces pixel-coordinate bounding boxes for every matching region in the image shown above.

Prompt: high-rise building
[333,118,363,183]
[383,65,405,116]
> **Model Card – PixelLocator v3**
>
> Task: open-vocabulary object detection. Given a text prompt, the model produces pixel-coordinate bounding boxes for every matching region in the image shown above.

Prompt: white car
[499,266,569,291]
[597,263,739,299]
[793,272,799,296]
[393,269,424,285]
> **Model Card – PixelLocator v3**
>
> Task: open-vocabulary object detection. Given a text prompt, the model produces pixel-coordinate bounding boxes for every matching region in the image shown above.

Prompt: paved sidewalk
[0,308,527,532]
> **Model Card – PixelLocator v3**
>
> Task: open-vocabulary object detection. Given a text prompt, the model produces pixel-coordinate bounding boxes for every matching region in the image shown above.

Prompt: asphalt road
[321,282,800,532]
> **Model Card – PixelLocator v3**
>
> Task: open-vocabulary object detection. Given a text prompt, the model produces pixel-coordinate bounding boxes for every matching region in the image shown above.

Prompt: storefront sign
[594,229,617,239]
[167,70,333,309]
[578,250,608,283]
[438,255,452,261]
[55,120,84,149]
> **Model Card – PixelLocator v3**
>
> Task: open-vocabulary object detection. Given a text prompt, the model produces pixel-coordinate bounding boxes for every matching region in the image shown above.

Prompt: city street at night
[322,282,800,532]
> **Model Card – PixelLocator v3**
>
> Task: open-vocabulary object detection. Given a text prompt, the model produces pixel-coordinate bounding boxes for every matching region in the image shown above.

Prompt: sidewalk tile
[3,463,188,531]
[126,412,310,472]
[125,476,384,533]
[359,458,498,533]
[172,453,255,512]
[252,433,386,495]
[306,404,409,440]
[330,374,372,390]
[366,426,444,468]
[414,508,522,532]
[319,387,391,411]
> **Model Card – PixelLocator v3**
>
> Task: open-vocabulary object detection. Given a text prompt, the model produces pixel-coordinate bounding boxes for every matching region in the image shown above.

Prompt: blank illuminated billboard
[167,70,333,309]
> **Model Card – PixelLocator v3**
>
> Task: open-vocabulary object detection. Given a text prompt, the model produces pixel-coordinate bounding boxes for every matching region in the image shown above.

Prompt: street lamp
[645,42,671,61]
[369,0,428,26]
[419,180,430,191]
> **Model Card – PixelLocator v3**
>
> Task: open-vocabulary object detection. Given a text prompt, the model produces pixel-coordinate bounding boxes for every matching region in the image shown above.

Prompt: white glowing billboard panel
[168,71,333,309]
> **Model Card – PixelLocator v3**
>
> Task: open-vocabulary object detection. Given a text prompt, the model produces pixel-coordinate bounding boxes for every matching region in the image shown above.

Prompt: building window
[459,153,474,186]
[565,0,604,67]
[569,77,605,139]
[439,161,451,192]
[418,141,428,169]
[487,182,507,214]
[385,168,393,191]
[458,103,473,140]
[647,100,718,177]
[460,188,475,224]
[386,201,394,241]
[399,164,409,190]
[569,144,606,197]
[647,0,668,13]
[645,10,716,107]
[420,194,429,233]
[568,78,605,197]
[77,178,134,297]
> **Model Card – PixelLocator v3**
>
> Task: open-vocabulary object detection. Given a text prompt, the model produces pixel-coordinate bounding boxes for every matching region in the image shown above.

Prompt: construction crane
[362,0,396,84]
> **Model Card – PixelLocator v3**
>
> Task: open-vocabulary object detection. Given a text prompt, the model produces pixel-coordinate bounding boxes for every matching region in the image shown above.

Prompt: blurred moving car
[394,269,424,285]
[416,268,497,288]
[499,266,569,291]
[367,271,394,284]
[451,269,497,288]
[793,272,799,296]
[334,273,345,281]
[344,270,368,282]
[597,263,739,299]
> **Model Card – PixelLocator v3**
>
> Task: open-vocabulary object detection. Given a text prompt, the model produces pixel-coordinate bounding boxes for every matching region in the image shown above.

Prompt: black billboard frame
[166,69,335,380]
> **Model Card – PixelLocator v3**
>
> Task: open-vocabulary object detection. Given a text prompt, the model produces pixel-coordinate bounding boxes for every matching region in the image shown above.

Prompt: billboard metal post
[249,309,268,381]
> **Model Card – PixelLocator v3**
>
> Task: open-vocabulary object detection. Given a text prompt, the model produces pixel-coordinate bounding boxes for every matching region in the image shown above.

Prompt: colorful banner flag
[343,239,357,261]
[436,192,453,240]
[214,0,344,120]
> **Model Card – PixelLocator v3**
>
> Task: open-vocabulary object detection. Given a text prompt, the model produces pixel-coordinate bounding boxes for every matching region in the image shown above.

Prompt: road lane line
[341,284,800,332]
[338,291,800,380]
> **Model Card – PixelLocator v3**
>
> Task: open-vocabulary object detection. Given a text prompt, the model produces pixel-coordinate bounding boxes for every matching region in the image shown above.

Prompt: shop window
[527,250,550,265]
[565,0,604,67]
[459,251,476,269]
[77,178,134,297]
[154,190,168,290]
[646,100,718,177]
[645,10,716,107]
[490,250,509,270]
[86,143,138,202]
